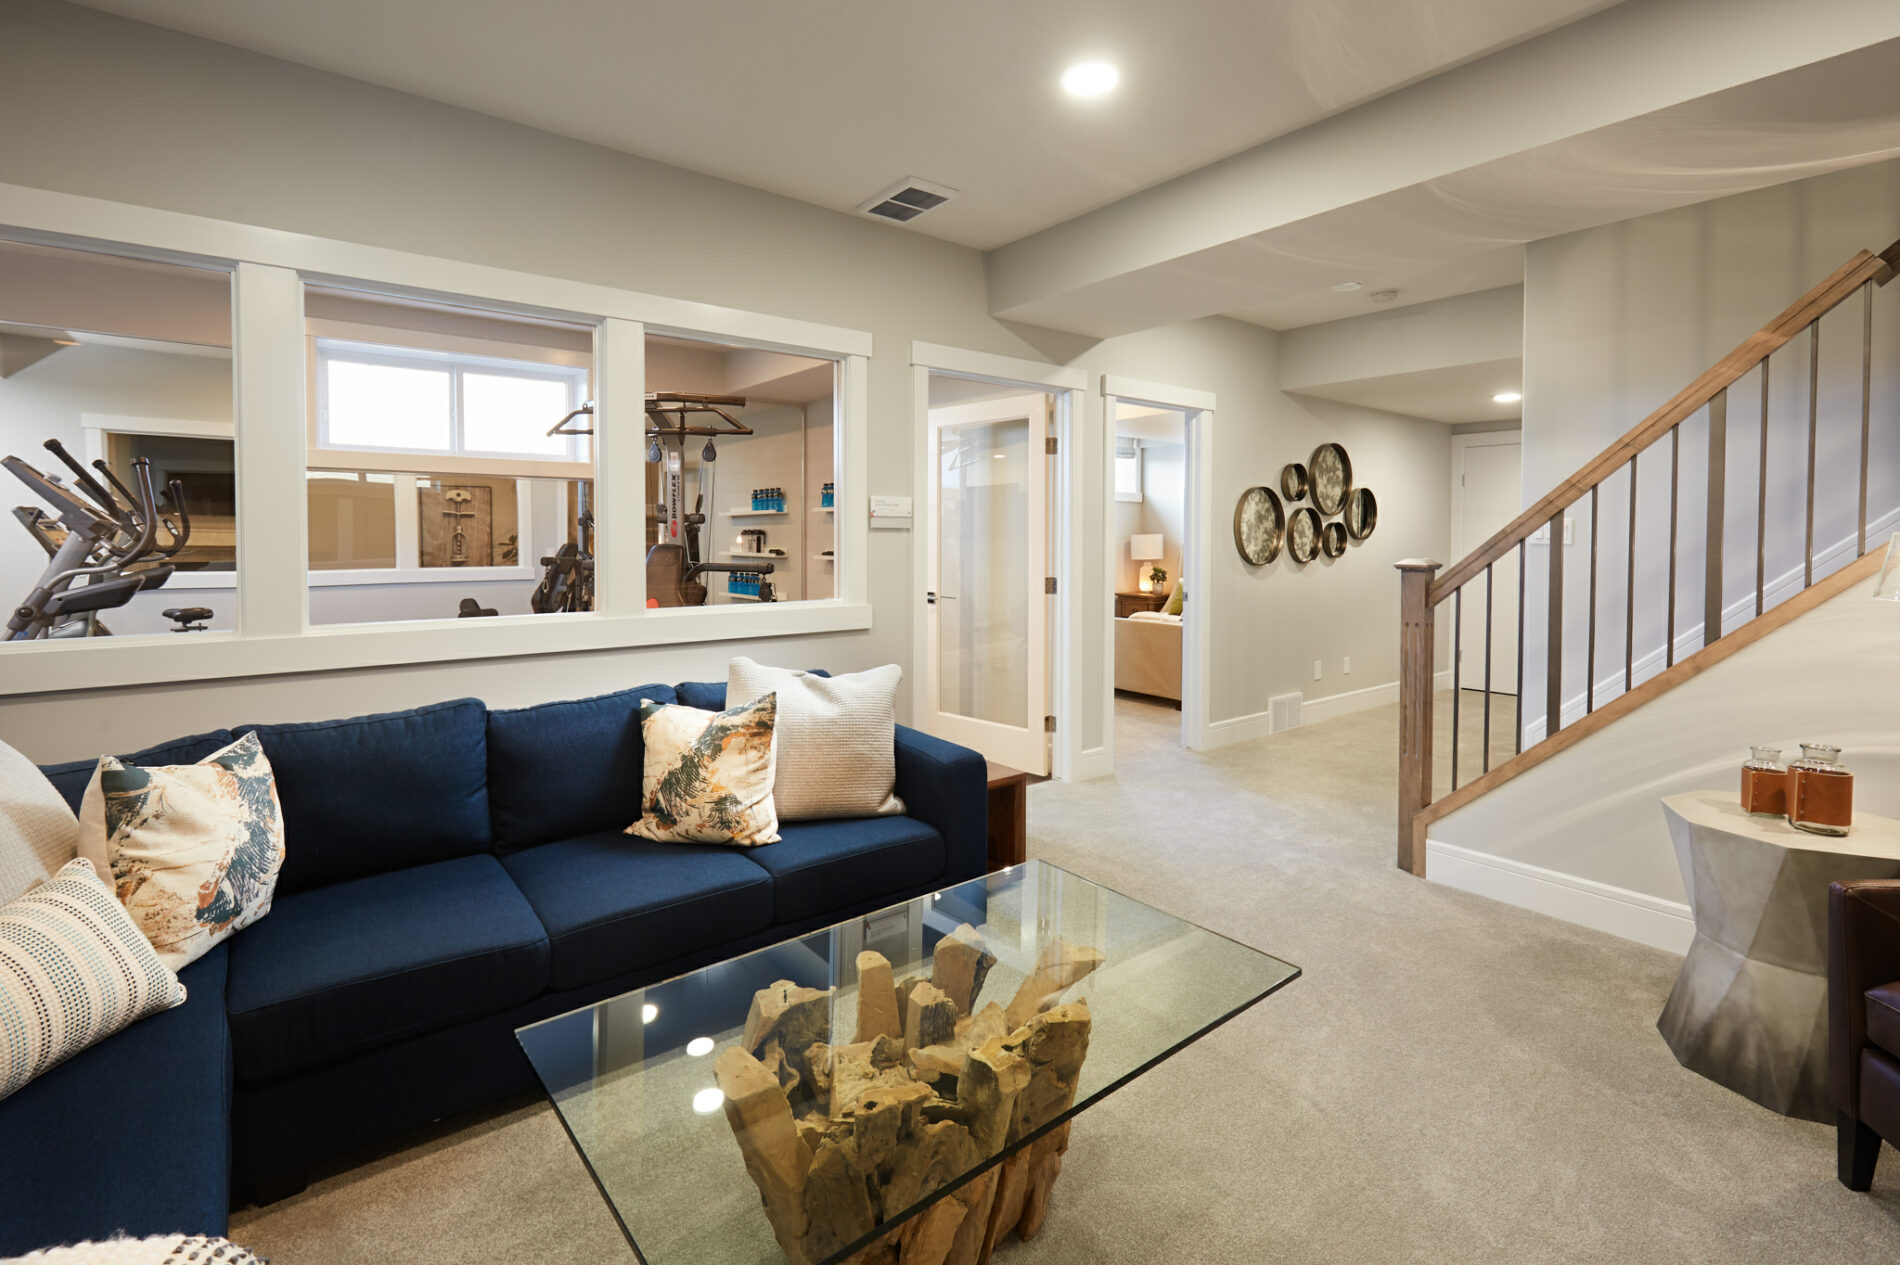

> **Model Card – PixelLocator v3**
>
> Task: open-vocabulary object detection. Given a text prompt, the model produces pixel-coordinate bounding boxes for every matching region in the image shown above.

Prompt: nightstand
[1115,591,1167,619]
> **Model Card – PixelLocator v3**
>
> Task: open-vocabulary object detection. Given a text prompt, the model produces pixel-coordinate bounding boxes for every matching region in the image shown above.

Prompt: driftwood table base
[714,929,1102,1265]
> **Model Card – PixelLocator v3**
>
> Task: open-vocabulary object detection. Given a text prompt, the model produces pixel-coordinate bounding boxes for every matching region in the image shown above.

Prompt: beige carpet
[231,694,1900,1262]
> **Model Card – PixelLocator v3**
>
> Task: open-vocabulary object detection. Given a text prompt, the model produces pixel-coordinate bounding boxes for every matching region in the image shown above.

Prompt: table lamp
[1131,533,1164,592]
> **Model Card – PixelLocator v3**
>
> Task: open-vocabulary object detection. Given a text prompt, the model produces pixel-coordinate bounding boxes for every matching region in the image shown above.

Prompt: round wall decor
[1233,486,1285,565]
[1320,520,1347,558]
[1310,443,1352,516]
[1287,506,1321,563]
[1280,462,1309,502]
[1346,487,1378,540]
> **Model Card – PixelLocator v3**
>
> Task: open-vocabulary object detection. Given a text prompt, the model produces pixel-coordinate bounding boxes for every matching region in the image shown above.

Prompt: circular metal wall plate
[1346,487,1378,540]
[1280,462,1309,502]
[1233,485,1285,565]
[1320,520,1347,558]
[1287,506,1321,563]
[1310,443,1352,515]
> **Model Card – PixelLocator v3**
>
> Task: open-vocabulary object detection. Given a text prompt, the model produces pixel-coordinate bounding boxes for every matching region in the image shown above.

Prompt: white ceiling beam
[986,0,1900,336]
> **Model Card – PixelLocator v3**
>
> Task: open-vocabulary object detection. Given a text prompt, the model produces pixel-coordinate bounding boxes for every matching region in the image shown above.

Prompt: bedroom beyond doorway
[1112,398,1191,736]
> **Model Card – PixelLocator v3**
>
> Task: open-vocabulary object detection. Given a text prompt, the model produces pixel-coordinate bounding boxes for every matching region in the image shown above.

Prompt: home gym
[0,239,838,638]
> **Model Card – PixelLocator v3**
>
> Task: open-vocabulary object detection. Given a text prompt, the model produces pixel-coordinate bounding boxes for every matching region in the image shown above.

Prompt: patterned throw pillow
[0,858,186,1102]
[82,732,285,971]
[625,694,780,847]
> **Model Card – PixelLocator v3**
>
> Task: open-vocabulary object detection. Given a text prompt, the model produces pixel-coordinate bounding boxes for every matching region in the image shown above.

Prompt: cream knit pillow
[0,738,78,904]
[727,658,904,821]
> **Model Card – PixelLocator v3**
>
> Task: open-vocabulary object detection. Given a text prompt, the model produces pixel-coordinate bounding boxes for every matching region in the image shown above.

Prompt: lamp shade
[1130,533,1163,562]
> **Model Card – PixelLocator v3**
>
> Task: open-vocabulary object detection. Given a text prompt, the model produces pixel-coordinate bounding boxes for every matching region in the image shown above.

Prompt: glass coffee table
[517,860,1298,1265]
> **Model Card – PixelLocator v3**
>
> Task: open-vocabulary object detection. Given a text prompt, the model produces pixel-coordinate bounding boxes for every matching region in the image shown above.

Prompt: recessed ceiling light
[641,1003,658,1024]
[1369,289,1400,304]
[692,1087,725,1114]
[686,1036,715,1057]
[1061,61,1119,98]
[1331,281,1363,293]
[1493,391,1523,404]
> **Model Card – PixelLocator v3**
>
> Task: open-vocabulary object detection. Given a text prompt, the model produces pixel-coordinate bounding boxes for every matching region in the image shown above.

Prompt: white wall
[0,1,1453,764]
[1515,159,1900,741]
[1429,563,1900,948]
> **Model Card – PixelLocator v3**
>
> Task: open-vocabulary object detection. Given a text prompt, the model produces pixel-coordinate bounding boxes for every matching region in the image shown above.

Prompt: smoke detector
[857,177,959,224]
[1369,289,1400,304]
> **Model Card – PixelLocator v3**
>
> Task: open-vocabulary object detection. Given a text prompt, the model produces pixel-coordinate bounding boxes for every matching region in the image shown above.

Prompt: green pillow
[1163,580,1184,616]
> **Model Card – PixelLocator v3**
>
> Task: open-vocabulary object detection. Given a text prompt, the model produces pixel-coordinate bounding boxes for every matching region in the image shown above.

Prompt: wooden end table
[986,760,1029,871]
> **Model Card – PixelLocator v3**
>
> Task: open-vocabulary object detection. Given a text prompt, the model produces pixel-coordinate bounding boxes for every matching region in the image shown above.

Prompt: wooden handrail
[1429,244,1896,603]
[1396,236,1900,875]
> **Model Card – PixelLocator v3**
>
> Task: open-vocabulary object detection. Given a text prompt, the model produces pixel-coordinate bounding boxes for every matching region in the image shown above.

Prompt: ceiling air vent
[858,177,959,224]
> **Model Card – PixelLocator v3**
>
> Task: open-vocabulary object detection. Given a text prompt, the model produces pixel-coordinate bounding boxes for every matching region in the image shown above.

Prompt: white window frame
[1113,438,1144,503]
[0,181,872,697]
[314,338,590,464]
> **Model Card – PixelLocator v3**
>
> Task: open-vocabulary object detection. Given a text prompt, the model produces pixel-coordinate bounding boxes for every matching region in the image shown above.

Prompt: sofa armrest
[1829,880,1900,1117]
[893,726,989,886]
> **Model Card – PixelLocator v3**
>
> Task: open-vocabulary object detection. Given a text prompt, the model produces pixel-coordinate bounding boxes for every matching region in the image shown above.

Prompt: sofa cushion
[225,854,547,1083]
[744,817,946,922]
[1867,982,1900,1057]
[236,699,488,895]
[39,729,237,816]
[502,831,774,990]
[0,945,230,1257]
[486,685,675,851]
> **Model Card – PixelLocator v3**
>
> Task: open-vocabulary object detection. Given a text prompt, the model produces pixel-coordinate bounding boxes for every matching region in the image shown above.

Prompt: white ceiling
[67,0,1624,251]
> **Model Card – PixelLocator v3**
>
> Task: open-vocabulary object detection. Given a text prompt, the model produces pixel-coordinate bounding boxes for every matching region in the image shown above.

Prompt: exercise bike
[4,438,200,639]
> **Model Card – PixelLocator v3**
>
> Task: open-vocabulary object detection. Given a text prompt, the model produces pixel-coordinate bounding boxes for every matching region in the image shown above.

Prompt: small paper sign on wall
[869,495,912,530]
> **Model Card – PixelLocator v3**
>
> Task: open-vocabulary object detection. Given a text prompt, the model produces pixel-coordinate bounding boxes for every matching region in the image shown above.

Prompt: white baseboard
[1201,709,1274,748]
[1426,838,1693,955]
[1522,507,1896,744]
[1200,668,1453,749]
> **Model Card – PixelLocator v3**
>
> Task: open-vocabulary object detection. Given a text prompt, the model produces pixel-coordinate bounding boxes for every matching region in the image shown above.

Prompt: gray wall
[0,0,1452,762]
[1516,158,1900,737]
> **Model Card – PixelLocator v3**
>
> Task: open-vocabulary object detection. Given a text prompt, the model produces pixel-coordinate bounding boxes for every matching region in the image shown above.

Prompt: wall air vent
[857,177,959,224]
[1270,692,1304,734]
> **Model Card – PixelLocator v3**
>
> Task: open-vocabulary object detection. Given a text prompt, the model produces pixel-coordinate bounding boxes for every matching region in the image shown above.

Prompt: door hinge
[1045,437,1058,455]
[1044,715,1057,734]
[1045,576,1057,595]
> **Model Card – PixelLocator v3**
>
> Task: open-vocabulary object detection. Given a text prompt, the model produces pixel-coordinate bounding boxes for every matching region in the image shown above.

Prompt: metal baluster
[1625,455,1637,693]
[1860,281,1873,556]
[1451,586,1462,792]
[1667,425,1679,667]
[1587,484,1598,715]
[1705,388,1727,649]
[1546,510,1564,738]
[1516,542,1526,755]
[1757,357,1769,617]
[1483,564,1494,774]
[1806,320,1819,587]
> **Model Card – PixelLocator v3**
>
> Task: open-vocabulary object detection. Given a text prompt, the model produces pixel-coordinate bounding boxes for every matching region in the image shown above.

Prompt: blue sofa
[0,679,988,1256]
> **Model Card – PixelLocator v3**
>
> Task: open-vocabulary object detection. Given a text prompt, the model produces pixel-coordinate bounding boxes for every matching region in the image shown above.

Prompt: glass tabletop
[516,859,1299,1265]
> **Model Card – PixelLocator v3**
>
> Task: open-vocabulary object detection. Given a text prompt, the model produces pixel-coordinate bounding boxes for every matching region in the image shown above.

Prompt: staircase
[1394,237,1900,874]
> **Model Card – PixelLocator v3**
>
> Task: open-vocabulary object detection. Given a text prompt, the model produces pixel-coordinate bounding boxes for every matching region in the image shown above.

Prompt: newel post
[1395,559,1442,876]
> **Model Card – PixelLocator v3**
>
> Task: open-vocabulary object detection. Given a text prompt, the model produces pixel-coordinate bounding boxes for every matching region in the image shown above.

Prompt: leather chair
[1828,879,1900,1188]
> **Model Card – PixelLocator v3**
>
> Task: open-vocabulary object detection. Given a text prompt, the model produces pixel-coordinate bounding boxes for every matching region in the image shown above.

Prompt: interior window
[644,333,839,607]
[304,286,595,626]
[0,238,236,641]
[1114,440,1143,502]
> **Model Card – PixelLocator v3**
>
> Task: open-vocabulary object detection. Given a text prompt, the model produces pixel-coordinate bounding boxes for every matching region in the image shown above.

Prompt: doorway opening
[1102,378,1215,759]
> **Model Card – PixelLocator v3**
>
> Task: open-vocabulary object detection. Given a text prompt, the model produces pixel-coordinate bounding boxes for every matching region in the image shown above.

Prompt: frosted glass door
[926,393,1048,773]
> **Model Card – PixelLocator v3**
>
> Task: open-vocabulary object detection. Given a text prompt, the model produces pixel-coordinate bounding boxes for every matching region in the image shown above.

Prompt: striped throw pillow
[0,858,186,1102]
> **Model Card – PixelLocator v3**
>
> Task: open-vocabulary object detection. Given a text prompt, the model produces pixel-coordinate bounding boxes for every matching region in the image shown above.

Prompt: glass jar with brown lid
[1741,746,1788,818]
[1788,743,1853,836]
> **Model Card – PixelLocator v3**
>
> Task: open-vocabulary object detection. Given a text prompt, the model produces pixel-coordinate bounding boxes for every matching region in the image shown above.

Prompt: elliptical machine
[5,438,196,639]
